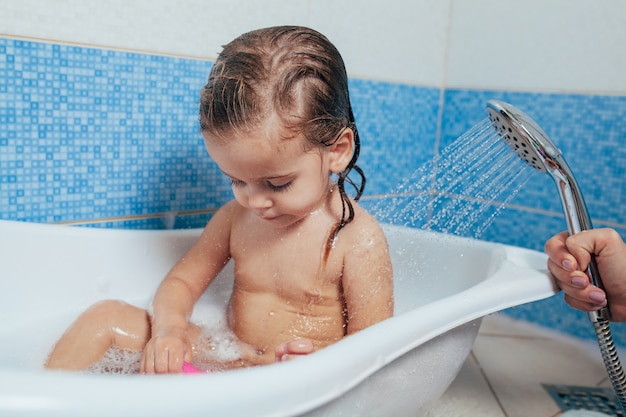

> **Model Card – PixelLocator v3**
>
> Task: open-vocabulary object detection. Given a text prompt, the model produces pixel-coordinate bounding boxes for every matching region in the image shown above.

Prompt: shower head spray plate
[486,100,560,173]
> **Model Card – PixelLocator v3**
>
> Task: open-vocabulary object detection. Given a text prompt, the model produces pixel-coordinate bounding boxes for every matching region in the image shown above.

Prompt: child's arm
[140,202,235,374]
[341,214,394,335]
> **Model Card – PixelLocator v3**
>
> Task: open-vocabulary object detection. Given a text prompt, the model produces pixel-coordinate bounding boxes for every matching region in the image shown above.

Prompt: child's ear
[328,127,355,174]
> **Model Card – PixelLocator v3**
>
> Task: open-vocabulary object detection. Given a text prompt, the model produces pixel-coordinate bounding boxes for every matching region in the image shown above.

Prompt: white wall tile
[3,0,625,94]
[0,0,310,60]
[309,0,451,87]
[446,0,626,94]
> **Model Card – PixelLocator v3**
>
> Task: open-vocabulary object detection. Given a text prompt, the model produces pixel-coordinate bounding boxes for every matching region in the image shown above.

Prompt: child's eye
[267,181,292,192]
[230,179,246,187]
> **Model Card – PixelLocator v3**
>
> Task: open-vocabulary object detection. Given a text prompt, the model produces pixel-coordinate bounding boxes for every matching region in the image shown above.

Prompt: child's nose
[247,189,272,209]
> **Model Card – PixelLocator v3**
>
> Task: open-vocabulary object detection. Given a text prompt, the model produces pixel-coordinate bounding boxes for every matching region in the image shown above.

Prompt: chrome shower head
[486,100,609,322]
[487,101,558,173]
[486,100,591,232]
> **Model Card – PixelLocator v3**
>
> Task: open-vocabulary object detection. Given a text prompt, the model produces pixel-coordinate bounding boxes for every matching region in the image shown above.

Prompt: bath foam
[81,323,242,375]
[189,318,243,371]
[83,308,242,374]
[85,347,142,375]
[189,289,243,369]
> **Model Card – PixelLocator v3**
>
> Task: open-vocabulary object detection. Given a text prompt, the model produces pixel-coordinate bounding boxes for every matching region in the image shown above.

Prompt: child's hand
[140,326,192,374]
[275,339,314,362]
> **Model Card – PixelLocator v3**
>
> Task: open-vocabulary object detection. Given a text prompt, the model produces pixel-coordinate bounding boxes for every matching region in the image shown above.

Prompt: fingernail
[294,340,311,349]
[571,276,587,288]
[589,291,607,304]
[562,259,574,271]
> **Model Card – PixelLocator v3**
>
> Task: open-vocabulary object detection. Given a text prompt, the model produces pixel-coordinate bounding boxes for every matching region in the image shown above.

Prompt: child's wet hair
[199,26,365,239]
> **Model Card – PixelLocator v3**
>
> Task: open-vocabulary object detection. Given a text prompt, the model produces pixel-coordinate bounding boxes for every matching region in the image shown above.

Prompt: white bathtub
[0,220,557,416]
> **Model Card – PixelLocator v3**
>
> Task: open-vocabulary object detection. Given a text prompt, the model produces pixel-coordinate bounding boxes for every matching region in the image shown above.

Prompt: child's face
[203,122,334,229]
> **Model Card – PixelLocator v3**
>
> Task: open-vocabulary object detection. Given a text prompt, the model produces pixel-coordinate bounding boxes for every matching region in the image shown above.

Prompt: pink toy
[182,362,201,374]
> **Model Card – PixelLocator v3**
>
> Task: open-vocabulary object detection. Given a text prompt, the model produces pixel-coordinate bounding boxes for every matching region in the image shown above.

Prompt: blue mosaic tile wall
[0,38,232,225]
[2,37,626,345]
[351,79,440,196]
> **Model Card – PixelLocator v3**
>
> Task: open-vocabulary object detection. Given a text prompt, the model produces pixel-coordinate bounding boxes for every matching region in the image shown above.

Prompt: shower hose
[593,318,626,412]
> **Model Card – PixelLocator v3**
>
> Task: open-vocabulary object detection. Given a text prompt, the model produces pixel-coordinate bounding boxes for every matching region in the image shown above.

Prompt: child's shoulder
[208,200,247,228]
[215,200,246,217]
[351,203,383,228]
[341,203,388,248]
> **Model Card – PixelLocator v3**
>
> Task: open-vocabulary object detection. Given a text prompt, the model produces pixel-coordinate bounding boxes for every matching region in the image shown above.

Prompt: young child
[45,26,394,374]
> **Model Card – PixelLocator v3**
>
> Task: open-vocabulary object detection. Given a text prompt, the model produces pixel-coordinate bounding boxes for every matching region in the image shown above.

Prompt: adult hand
[545,228,626,321]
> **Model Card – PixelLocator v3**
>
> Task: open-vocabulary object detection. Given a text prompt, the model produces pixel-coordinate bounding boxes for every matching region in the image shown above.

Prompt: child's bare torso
[226,205,348,365]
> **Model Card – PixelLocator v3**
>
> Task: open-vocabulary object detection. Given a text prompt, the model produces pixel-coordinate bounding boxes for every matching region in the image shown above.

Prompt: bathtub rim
[0,220,558,417]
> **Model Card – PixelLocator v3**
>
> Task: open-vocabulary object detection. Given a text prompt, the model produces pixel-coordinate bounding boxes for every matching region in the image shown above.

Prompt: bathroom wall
[2,0,625,344]
[440,1,626,345]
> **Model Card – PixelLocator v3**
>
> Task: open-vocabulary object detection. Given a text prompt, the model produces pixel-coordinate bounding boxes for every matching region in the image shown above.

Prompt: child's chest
[229,221,345,305]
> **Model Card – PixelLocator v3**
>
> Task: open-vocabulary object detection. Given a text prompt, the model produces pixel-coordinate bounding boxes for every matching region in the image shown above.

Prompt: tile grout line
[470,349,510,417]
[478,332,557,342]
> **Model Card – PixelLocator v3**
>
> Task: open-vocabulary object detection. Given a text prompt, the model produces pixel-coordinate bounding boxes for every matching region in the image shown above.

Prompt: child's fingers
[140,337,187,374]
[275,339,314,362]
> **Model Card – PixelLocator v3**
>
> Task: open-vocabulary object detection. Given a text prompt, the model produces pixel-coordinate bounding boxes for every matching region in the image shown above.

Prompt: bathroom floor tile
[479,313,564,339]
[420,353,505,417]
[473,316,610,417]
[422,314,616,417]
